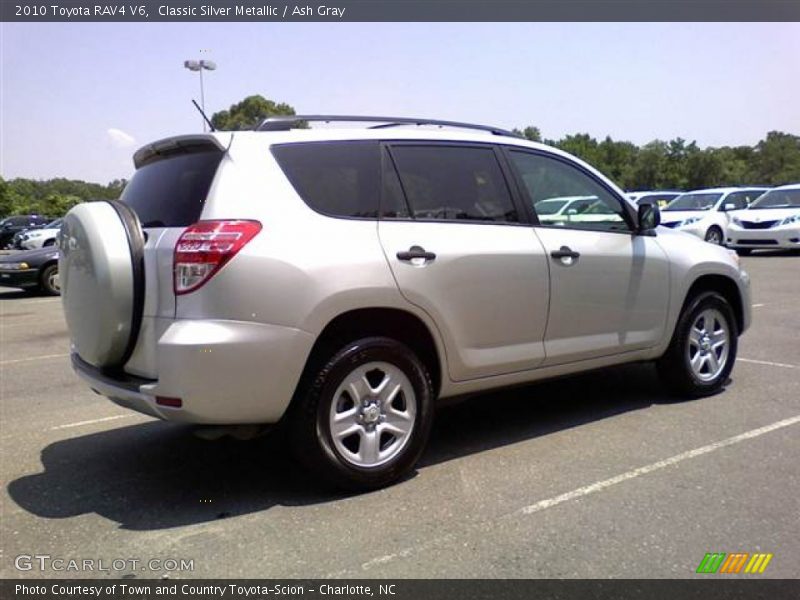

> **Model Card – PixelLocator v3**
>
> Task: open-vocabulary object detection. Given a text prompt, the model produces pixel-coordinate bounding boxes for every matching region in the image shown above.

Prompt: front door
[505,148,670,365]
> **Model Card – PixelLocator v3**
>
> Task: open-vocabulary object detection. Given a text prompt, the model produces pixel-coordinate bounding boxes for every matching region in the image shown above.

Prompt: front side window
[508,150,630,232]
[388,145,518,223]
[722,190,763,211]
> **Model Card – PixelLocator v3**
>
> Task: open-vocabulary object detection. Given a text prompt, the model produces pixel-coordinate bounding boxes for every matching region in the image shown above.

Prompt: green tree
[748,131,800,185]
[211,95,299,131]
[512,125,542,142]
[630,141,669,190]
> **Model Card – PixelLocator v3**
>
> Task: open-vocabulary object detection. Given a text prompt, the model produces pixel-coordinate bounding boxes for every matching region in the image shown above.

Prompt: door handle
[397,245,437,262]
[550,246,580,260]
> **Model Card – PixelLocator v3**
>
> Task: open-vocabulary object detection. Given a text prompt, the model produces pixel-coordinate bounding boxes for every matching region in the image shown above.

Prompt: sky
[1,22,799,183]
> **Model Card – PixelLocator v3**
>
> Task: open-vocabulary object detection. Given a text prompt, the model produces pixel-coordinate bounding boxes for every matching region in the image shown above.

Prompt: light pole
[184,59,216,131]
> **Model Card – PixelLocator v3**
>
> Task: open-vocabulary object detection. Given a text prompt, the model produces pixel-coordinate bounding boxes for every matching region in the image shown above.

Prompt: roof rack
[254,115,521,138]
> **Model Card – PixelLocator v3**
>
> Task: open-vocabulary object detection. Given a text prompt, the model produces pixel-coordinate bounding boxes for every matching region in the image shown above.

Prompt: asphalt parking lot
[1,252,798,579]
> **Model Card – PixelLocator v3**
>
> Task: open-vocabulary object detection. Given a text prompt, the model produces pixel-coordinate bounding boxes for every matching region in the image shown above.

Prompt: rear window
[271,141,381,219]
[120,151,223,227]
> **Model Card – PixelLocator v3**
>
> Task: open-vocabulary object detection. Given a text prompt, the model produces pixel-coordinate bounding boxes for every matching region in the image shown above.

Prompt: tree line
[2,94,798,219]
[0,177,126,220]
[513,126,800,191]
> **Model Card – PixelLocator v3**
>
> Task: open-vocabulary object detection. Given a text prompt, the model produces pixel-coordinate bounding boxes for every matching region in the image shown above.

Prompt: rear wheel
[657,291,737,398]
[290,337,434,491]
[40,264,60,296]
[704,226,723,245]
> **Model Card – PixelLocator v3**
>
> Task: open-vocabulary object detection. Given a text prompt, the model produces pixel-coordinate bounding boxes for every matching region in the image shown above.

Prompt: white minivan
[660,187,768,244]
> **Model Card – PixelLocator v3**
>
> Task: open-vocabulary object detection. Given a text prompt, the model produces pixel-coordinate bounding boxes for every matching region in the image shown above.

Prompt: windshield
[663,192,722,211]
[534,199,569,215]
[46,219,63,228]
[749,189,800,209]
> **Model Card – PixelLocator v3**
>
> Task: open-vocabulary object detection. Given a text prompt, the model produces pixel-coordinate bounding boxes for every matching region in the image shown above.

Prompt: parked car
[0,215,50,249]
[727,183,800,255]
[660,187,768,244]
[0,246,60,295]
[627,191,683,208]
[534,195,598,223]
[18,218,63,250]
[59,116,751,490]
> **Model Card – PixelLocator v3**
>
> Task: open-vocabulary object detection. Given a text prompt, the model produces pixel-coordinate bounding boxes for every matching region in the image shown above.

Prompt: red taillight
[174,220,261,295]
[156,396,183,408]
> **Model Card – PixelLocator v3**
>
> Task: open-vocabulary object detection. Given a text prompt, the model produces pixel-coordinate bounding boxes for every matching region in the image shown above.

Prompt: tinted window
[389,145,518,223]
[750,188,800,209]
[722,190,763,210]
[664,193,722,211]
[121,151,223,227]
[272,141,380,219]
[638,193,679,206]
[509,151,630,232]
[382,149,411,219]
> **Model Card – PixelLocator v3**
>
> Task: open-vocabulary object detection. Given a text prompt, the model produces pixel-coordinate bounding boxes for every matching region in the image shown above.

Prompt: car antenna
[192,99,216,132]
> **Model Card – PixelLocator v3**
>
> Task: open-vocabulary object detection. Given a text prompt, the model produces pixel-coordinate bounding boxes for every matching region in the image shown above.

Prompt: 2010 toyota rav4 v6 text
[59,116,751,490]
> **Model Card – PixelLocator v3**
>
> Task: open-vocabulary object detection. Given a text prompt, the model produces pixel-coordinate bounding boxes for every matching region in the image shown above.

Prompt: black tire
[289,337,434,491]
[704,226,723,245]
[43,238,56,247]
[39,264,60,296]
[735,248,752,256]
[657,291,738,399]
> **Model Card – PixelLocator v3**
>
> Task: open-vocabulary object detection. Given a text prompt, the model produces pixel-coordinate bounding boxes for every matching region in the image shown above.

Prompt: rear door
[505,148,670,365]
[378,143,550,382]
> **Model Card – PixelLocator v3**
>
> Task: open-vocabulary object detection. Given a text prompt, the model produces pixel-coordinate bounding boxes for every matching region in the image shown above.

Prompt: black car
[0,215,50,249]
[0,246,60,295]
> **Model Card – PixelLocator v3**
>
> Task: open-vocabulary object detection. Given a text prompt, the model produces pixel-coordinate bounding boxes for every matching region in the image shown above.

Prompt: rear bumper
[72,319,315,424]
[726,226,800,250]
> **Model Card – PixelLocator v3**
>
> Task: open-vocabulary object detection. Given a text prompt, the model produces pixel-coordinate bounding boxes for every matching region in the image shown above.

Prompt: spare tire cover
[59,201,145,369]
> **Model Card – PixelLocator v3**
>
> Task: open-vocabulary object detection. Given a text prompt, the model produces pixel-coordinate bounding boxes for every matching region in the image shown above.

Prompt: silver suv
[59,116,751,490]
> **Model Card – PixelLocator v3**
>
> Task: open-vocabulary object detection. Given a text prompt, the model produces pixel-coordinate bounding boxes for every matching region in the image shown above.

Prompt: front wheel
[705,226,723,245]
[40,264,60,296]
[289,337,434,491]
[657,292,737,398]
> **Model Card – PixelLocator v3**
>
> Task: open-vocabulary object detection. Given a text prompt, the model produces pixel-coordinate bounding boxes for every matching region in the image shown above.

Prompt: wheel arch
[682,274,745,335]
[298,307,444,399]
[38,259,58,283]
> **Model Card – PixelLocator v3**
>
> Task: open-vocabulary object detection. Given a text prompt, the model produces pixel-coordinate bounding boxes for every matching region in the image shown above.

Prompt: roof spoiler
[133,135,228,169]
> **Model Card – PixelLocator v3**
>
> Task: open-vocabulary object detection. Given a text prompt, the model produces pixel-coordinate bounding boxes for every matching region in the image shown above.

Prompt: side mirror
[723,203,736,211]
[637,202,660,234]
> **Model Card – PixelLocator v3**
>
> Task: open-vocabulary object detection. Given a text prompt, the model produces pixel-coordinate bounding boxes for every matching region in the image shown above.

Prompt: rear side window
[272,141,380,219]
[389,145,518,223]
[121,151,223,227]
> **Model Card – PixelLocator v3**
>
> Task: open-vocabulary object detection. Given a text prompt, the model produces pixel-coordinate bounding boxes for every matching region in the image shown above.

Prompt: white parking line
[0,318,65,329]
[50,415,134,431]
[0,297,61,305]
[752,303,765,308]
[0,352,69,365]
[738,357,797,369]
[337,414,800,575]
[519,414,800,515]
